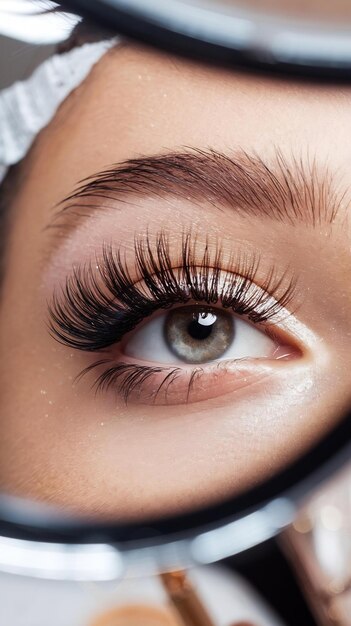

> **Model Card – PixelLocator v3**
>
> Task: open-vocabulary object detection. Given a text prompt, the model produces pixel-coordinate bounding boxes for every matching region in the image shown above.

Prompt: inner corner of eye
[122,304,302,366]
[265,324,303,361]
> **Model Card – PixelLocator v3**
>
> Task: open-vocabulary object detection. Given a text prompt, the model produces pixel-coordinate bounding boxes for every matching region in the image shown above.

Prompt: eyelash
[48,231,296,401]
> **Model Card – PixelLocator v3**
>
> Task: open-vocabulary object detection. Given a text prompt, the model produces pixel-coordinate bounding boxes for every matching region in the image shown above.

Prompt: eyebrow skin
[50,147,344,238]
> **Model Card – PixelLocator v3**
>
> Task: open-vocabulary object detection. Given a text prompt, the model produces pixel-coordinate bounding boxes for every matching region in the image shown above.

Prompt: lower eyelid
[87,355,298,406]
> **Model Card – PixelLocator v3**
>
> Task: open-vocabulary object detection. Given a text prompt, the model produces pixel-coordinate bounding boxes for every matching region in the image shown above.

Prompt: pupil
[187,313,216,341]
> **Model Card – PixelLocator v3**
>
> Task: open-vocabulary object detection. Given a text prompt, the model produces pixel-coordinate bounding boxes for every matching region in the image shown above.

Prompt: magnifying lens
[61,0,351,78]
[0,0,350,588]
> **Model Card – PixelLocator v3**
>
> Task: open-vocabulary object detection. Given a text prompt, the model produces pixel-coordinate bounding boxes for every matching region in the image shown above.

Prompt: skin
[0,44,350,521]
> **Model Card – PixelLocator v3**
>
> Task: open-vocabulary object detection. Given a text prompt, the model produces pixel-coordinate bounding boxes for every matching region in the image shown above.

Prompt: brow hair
[51,148,344,237]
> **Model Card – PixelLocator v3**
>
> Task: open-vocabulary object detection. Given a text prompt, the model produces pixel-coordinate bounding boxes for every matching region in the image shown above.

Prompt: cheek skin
[0,230,349,520]
[0,326,347,522]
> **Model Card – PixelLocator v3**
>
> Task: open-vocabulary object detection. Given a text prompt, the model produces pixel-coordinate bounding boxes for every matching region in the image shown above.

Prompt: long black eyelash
[78,359,182,404]
[48,231,297,353]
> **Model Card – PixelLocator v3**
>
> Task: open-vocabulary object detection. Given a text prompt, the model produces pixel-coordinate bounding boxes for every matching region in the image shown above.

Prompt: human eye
[48,231,301,405]
[125,304,277,364]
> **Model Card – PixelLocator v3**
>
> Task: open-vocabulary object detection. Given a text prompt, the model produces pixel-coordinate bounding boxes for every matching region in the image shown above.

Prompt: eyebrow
[50,147,343,237]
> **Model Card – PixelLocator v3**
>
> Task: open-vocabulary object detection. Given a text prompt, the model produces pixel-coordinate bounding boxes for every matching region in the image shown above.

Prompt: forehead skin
[0,44,351,520]
[14,43,351,216]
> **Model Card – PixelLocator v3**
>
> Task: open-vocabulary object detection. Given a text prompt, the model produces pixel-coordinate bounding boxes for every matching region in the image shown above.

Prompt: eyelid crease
[48,230,298,353]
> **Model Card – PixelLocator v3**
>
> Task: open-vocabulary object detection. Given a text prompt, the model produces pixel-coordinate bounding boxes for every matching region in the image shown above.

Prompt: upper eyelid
[47,232,298,352]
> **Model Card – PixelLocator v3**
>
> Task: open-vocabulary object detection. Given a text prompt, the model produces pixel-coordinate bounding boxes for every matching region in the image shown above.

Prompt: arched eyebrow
[49,147,344,237]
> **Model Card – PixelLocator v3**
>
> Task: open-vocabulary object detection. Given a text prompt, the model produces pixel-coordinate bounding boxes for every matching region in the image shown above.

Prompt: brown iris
[164,305,234,364]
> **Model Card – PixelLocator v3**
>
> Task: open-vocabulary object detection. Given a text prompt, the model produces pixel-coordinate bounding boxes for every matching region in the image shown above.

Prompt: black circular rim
[59,0,351,82]
[1,0,350,557]
[1,405,350,549]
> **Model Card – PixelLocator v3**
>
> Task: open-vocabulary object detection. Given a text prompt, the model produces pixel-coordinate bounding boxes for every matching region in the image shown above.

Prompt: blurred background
[0,36,53,88]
